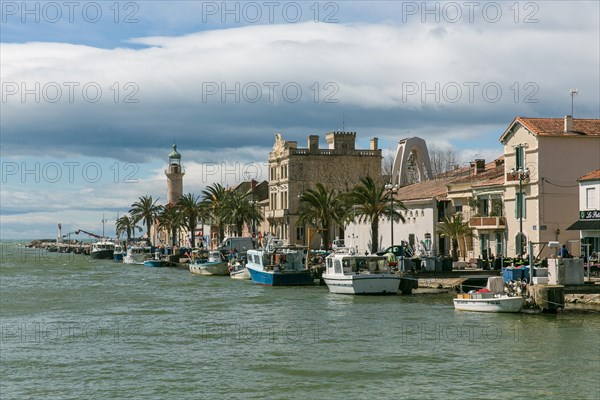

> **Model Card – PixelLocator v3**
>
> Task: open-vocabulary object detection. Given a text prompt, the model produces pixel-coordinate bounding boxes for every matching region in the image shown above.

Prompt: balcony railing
[265,209,288,219]
[469,216,506,229]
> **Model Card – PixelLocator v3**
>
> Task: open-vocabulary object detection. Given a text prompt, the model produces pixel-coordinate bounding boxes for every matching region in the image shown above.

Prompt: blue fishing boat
[113,243,125,262]
[144,251,166,267]
[245,240,313,286]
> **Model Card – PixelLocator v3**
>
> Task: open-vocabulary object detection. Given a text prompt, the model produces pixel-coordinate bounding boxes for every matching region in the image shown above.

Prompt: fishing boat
[144,251,166,267]
[453,277,525,313]
[189,250,230,275]
[453,294,525,313]
[322,249,400,294]
[245,240,313,286]
[90,240,115,260]
[229,258,251,280]
[113,243,125,262]
[123,246,152,265]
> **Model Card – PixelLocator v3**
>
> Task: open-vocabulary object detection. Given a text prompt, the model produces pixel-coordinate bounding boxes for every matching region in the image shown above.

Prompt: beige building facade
[266,132,382,247]
[446,158,505,260]
[499,116,600,258]
[346,116,600,261]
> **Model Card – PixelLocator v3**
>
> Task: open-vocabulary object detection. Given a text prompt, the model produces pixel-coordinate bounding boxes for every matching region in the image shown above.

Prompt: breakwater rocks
[27,240,91,255]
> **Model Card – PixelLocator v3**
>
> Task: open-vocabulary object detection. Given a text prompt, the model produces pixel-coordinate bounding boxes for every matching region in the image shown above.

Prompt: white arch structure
[390,137,432,186]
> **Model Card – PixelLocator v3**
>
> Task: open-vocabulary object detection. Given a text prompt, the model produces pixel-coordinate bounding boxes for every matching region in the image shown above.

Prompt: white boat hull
[189,262,230,276]
[230,267,251,280]
[323,274,400,295]
[123,255,146,265]
[453,296,525,313]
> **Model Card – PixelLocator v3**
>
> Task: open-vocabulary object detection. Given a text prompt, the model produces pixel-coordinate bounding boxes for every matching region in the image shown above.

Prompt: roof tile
[516,117,600,137]
[578,169,600,181]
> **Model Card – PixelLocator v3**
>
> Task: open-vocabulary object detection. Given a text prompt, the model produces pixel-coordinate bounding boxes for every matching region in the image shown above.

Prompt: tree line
[116,183,261,248]
[297,176,472,259]
[118,177,471,259]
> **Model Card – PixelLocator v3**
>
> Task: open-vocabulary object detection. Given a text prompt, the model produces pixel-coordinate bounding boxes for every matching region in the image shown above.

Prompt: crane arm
[74,229,103,239]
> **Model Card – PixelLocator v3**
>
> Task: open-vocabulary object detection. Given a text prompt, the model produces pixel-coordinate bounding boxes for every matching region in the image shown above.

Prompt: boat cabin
[93,241,115,250]
[247,248,304,272]
[326,254,390,276]
[128,246,152,255]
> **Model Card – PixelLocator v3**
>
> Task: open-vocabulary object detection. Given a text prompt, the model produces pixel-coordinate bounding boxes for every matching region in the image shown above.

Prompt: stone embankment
[28,240,91,255]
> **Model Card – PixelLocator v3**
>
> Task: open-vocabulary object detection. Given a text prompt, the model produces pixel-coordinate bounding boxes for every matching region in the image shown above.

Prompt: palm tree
[222,189,263,237]
[346,176,406,254]
[201,183,228,244]
[157,204,183,247]
[178,193,207,248]
[297,183,346,249]
[129,195,162,244]
[437,213,473,261]
[115,214,142,243]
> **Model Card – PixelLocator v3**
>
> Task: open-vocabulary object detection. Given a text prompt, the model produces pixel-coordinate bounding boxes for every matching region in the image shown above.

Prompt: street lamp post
[510,165,530,259]
[249,199,256,238]
[385,183,400,246]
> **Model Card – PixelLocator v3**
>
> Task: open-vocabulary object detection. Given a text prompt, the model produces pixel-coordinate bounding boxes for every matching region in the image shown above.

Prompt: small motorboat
[189,250,229,275]
[144,251,166,267]
[229,258,251,280]
[453,277,525,313]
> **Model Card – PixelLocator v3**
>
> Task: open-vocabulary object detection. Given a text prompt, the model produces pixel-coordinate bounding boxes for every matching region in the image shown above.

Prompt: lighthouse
[165,144,185,205]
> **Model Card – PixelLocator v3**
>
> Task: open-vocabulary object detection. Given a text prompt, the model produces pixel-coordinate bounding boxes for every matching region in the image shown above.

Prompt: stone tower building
[165,144,185,205]
[266,131,382,248]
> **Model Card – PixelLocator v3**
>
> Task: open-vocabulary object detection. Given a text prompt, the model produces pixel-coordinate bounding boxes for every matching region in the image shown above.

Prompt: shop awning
[566,220,600,230]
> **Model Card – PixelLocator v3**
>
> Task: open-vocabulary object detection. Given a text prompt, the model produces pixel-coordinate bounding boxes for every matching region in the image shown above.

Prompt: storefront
[566,210,600,259]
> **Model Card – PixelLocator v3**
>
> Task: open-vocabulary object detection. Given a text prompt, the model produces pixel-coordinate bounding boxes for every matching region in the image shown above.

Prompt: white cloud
[3,19,598,112]
[1,2,598,238]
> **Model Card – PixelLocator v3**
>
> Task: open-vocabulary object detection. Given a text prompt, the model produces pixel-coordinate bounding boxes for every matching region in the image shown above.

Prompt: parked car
[376,245,405,257]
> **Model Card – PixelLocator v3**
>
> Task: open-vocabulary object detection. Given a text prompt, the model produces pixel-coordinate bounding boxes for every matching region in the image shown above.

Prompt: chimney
[564,115,573,132]
[308,135,319,152]
[473,159,485,174]
[370,137,378,151]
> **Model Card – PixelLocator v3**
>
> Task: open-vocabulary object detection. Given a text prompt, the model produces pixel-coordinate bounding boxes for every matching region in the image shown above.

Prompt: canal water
[1,243,599,399]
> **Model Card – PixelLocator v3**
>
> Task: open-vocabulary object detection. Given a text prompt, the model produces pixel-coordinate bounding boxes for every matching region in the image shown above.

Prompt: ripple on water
[1,252,599,400]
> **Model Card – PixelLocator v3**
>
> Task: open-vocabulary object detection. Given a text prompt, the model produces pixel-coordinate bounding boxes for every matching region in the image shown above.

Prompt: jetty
[28,240,92,255]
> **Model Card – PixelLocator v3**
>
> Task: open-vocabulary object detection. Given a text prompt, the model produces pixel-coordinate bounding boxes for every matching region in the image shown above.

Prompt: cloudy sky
[1,1,599,239]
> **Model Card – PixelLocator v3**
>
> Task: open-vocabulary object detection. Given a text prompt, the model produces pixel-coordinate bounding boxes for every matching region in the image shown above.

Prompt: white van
[332,239,345,250]
[217,237,255,255]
